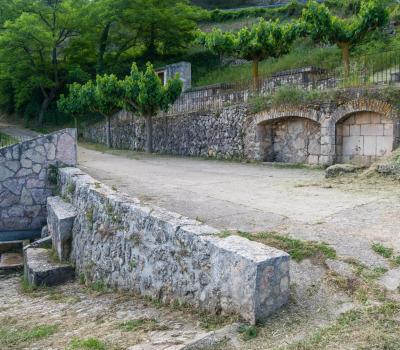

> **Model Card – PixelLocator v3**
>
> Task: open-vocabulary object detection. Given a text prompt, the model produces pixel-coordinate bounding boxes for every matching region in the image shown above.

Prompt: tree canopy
[200,18,300,87]
[302,0,388,75]
[59,63,182,152]
[0,0,198,126]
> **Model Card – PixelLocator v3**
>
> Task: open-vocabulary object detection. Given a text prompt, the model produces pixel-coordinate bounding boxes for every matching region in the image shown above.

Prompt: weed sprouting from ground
[235,232,336,263]
[0,320,58,348]
[372,243,394,259]
[69,337,107,350]
[238,324,258,341]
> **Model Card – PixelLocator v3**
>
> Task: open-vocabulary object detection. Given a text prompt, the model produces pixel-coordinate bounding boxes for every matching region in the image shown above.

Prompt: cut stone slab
[24,248,75,287]
[0,252,23,270]
[47,196,77,261]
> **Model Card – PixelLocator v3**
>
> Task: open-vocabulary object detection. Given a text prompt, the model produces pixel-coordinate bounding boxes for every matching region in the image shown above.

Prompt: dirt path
[77,145,400,268]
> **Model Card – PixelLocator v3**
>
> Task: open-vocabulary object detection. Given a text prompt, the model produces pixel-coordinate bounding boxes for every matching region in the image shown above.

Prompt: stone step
[24,248,75,287]
[0,252,24,270]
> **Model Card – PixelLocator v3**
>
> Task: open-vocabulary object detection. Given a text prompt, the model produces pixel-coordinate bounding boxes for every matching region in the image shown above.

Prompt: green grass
[238,324,258,341]
[69,337,107,350]
[0,321,58,348]
[372,243,394,259]
[236,232,336,262]
[194,40,341,87]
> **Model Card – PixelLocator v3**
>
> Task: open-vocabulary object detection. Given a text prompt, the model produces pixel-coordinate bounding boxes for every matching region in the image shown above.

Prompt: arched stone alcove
[257,116,321,164]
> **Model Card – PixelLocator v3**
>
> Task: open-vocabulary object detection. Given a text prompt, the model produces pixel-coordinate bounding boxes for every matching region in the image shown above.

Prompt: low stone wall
[57,167,290,324]
[0,129,77,232]
[84,106,248,159]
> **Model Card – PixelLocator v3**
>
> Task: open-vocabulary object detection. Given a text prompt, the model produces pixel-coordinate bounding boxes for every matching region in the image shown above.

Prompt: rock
[41,225,49,238]
[325,164,361,178]
[325,259,354,279]
[47,196,77,261]
[24,248,75,287]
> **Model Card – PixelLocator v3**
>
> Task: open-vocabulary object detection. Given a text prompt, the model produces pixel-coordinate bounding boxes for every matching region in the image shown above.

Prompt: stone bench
[47,196,77,262]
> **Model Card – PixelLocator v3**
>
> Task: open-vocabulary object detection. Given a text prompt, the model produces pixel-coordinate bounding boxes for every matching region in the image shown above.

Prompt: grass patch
[0,321,58,348]
[88,280,108,294]
[238,324,258,341]
[372,243,394,259]
[69,337,107,350]
[286,302,400,349]
[236,232,336,263]
[117,318,168,332]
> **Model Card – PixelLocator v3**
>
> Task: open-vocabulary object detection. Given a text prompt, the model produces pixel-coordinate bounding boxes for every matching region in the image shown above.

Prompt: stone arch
[254,109,322,164]
[333,99,399,165]
[254,107,321,126]
[331,98,398,126]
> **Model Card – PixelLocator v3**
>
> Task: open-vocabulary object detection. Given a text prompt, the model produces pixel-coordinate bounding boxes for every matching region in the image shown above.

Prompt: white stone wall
[336,112,395,165]
[57,167,290,324]
[0,129,77,231]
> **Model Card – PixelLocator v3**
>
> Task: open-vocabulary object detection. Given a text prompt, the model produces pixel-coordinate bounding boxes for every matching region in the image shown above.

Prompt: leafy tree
[200,19,300,87]
[197,28,235,63]
[122,63,182,153]
[59,74,124,148]
[302,0,388,76]
[0,0,88,125]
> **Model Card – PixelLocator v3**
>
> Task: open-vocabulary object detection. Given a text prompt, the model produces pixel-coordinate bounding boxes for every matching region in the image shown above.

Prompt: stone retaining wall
[57,167,290,324]
[84,106,248,159]
[0,129,77,232]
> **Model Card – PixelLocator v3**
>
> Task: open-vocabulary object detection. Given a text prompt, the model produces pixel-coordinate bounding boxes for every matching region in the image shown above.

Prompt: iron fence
[166,49,400,116]
[0,132,34,148]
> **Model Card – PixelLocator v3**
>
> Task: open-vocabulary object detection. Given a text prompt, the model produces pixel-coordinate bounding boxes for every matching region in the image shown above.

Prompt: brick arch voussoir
[253,107,321,126]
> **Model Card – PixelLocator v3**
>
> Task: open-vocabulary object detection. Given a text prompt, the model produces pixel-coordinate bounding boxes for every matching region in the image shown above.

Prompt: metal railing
[0,132,34,148]
[166,49,400,115]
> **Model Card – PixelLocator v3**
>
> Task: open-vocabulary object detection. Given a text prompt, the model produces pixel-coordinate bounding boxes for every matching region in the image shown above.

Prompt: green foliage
[372,243,394,259]
[238,324,259,341]
[0,321,58,347]
[238,231,336,262]
[69,337,107,350]
[302,0,388,74]
[200,18,301,85]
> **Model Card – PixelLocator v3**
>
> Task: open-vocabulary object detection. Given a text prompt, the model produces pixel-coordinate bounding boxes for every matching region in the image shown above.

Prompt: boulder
[325,164,361,178]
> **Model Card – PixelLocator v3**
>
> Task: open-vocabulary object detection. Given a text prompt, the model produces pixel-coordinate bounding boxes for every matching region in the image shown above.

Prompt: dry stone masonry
[0,129,77,232]
[53,167,290,324]
[84,91,400,166]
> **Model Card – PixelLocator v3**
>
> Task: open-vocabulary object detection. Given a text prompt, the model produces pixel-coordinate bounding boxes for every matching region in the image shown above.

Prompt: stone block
[363,136,377,156]
[355,113,371,125]
[384,123,394,136]
[47,196,77,261]
[342,136,363,156]
[376,136,394,156]
[349,124,361,136]
[360,124,384,136]
[24,248,75,287]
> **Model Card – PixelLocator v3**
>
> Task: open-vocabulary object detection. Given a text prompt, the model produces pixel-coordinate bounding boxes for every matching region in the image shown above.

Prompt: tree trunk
[145,115,153,153]
[73,116,78,131]
[338,42,351,78]
[38,89,56,126]
[106,115,111,148]
[97,22,111,75]
[252,59,260,91]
